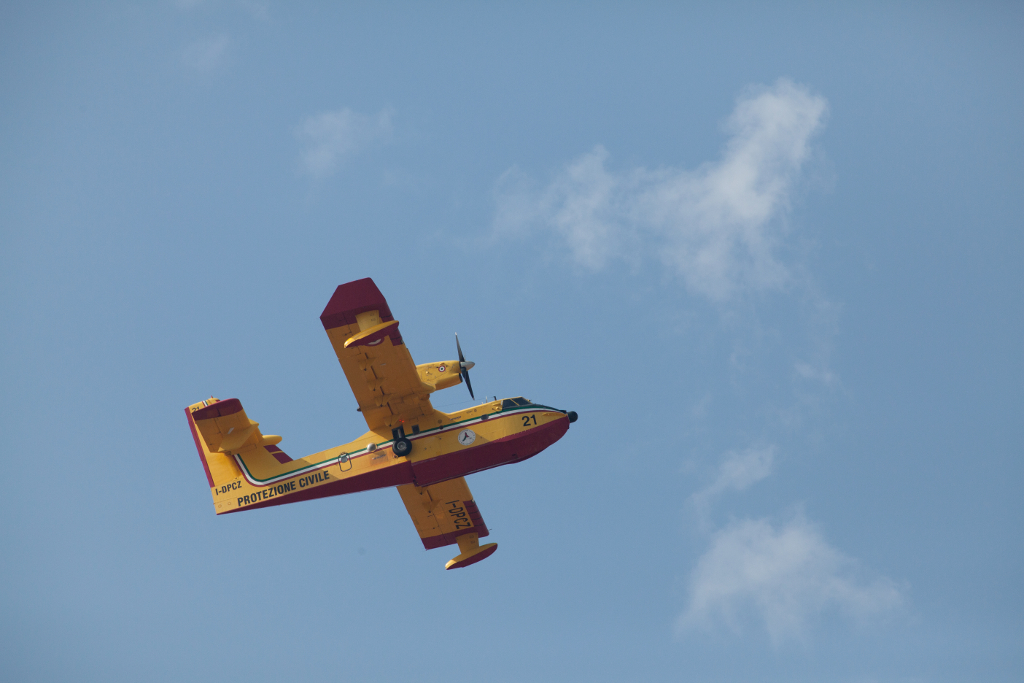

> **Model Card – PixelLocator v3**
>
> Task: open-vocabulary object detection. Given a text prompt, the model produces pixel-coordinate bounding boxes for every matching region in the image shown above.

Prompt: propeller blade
[456,334,475,400]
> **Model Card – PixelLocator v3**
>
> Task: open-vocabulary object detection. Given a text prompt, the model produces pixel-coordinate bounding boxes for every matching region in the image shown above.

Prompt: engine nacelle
[416,360,463,393]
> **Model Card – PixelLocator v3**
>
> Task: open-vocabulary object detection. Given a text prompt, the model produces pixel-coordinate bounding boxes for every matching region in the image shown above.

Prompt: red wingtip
[320,278,394,331]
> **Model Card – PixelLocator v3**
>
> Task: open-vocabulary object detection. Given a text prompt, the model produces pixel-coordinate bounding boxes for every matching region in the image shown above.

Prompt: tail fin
[185,397,284,491]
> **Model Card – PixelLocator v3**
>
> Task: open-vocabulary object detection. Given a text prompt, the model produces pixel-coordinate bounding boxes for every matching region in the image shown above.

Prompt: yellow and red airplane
[185,278,577,569]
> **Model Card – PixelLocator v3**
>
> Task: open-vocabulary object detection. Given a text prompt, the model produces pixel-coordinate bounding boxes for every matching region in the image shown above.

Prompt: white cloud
[294,107,393,178]
[493,79,827,300]
[795,361,837,386]
[691,446,775,515]
[181,34,231,72]
[678,515,902,645]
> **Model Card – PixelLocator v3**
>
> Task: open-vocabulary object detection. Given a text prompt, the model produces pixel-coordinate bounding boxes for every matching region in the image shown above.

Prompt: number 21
[522,414,537,426]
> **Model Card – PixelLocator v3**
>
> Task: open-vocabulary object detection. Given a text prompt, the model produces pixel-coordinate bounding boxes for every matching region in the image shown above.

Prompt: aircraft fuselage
[194,399,571,515]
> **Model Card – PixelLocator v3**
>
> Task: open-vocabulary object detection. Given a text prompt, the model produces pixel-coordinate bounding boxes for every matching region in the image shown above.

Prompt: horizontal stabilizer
[190,398,283,456]
[186,397,296,505]
[218,422,258,453]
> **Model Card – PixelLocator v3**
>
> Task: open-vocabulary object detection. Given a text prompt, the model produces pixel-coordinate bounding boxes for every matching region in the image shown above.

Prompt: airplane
[185,278,578,569]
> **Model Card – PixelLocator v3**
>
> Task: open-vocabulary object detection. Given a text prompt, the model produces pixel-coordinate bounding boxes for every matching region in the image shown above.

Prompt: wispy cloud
[690,446,775,517]
[678,515,902,645]
[294,107,393,179]
[493,79,827,301]
[795,361,837,386]
[681,447,902,643]
[181,34,231,72]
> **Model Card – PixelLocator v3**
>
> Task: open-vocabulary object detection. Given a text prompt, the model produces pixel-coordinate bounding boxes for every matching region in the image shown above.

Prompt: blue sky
[1,2,1021,681]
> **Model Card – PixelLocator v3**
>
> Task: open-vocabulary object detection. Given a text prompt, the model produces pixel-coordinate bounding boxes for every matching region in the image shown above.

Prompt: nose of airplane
[567,411,578,423]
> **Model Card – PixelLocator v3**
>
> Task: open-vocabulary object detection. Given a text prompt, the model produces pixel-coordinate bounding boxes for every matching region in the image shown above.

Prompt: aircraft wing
[397,477,490,549]
[320,279,434,432]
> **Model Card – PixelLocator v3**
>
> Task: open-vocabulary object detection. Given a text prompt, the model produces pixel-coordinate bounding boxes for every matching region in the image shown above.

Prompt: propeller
[456,334,475,400]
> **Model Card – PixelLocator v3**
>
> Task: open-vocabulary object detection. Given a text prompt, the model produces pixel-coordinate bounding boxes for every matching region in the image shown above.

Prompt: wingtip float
[185,277,578,570]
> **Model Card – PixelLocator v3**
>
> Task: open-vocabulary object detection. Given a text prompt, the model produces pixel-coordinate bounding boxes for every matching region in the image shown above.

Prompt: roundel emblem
[457,429,476,446]
[438,364,447,373]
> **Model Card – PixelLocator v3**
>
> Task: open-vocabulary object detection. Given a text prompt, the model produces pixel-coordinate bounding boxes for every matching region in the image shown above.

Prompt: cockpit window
[501,397,534,408]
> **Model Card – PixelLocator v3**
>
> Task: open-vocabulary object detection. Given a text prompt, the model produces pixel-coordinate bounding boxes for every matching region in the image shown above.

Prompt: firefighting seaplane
[185,278,578,569]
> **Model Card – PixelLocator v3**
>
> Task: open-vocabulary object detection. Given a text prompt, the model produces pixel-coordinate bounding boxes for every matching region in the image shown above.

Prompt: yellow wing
[397,477,490,549]
[320,278,436,432]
